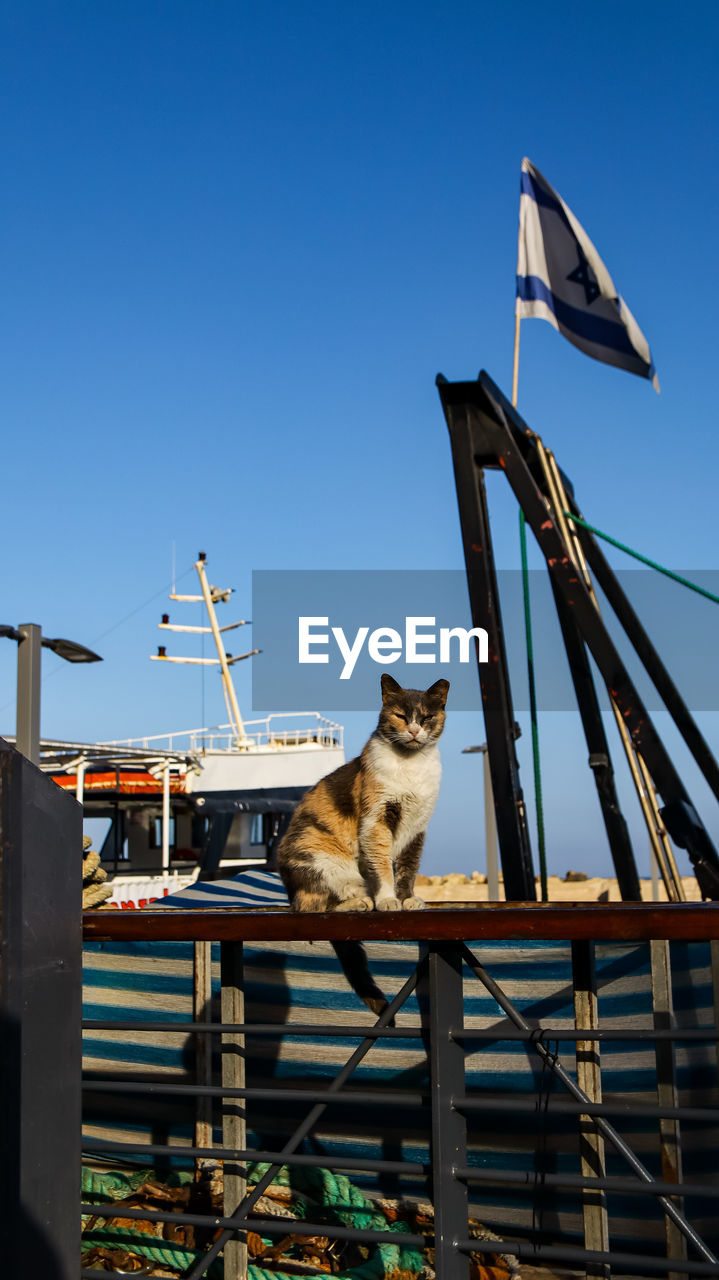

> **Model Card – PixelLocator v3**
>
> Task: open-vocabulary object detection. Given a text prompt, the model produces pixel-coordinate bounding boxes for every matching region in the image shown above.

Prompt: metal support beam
[551,579,641,900]
[427,944,469,1280]
[16,624,42,766]
[439,383,535,900]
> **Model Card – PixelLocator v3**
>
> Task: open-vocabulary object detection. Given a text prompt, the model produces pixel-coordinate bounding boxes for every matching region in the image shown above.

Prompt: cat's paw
[376,896,401,912]
[401,896,426,910]
[336,895,373,912]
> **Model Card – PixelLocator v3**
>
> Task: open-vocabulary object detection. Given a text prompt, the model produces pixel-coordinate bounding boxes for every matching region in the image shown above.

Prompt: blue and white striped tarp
[83,872,719,1254]
[157,867,288,909]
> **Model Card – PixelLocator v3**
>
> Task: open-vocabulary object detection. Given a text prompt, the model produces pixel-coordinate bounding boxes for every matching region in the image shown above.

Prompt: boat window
[150,817,175,849]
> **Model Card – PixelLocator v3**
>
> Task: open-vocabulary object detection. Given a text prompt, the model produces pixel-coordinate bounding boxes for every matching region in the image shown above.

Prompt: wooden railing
[84,900,719,943]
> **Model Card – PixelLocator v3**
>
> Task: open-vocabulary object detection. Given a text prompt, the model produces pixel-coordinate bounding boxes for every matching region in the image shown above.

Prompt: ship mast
[151,552,258,746]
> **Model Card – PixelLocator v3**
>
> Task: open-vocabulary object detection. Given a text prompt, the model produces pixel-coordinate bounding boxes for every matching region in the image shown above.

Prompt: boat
[41,553,344,906]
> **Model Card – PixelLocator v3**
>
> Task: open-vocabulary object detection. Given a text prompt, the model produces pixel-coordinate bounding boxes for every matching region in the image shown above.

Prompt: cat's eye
[395,712,408,722]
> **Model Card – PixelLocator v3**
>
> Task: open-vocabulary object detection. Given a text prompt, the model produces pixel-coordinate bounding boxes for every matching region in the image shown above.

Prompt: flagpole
[513,275,548,898]
[511,311,521,409]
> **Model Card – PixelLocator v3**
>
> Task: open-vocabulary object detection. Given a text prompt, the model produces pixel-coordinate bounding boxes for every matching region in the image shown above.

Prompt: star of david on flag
[516,158,659,391]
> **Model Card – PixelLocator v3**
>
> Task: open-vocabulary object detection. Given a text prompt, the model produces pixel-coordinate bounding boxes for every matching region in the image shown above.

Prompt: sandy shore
[415,872,703,904]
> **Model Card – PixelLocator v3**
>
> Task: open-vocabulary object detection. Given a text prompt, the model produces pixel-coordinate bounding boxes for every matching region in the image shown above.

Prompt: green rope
[82,1224,224,1275]
[519,509,548,901]
[564,512,719,605]
[81,1221,409,1280]
[81,1162,426,1279]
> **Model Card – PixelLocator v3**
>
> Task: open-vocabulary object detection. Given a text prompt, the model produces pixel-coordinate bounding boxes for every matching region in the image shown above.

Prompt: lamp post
[0,624,102,766]
[463,722,522,903]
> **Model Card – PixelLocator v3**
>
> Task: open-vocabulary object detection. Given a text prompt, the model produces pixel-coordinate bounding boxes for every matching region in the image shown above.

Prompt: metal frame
[80,906,719,1280]
[436,371,719,902]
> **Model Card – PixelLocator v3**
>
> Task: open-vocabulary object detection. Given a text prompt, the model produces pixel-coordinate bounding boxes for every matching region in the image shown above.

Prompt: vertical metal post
[711,939,719,1086]
[193,941,214,1172]
[221,940,247,1280]
[571,940,609,1277]
[16,624,42,766]
[76,759,86,805]
[0,740,82,1279]
[439,390,535,899]
[483,750,500,900]
[162,764,171,870]
[651,939,687,1275]
[427,943,469,1279]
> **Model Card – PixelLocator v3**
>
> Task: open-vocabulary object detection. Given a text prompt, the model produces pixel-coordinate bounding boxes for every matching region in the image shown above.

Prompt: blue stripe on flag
[520,169,572,230]
[517,274,644,362]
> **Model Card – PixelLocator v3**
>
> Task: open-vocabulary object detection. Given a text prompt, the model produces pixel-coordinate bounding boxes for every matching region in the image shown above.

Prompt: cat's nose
[408,725,420,738]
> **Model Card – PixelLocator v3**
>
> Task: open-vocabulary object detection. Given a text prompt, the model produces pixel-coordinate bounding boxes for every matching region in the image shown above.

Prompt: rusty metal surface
[84,901,719,943]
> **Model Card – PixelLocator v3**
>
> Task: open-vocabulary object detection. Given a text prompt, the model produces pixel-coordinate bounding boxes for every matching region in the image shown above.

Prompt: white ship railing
[107,713,343,754]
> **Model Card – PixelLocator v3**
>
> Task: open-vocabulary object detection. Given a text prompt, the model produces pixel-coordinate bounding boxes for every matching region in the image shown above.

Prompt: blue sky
[2,2,718,880]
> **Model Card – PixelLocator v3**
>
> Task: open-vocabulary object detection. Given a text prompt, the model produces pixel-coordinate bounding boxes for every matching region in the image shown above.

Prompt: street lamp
[0,624,102,767]
[463,722,521,903]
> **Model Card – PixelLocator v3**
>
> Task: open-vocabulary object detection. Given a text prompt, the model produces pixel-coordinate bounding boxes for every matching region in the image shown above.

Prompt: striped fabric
[156,867,288,910]
[83,874,719,1255]
[517,157,659,390]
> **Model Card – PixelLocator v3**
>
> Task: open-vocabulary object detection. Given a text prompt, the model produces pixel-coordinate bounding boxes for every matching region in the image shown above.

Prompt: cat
[277,672,449,1014]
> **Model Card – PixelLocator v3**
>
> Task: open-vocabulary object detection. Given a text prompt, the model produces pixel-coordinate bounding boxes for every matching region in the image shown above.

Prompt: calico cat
[277,672,449,1014]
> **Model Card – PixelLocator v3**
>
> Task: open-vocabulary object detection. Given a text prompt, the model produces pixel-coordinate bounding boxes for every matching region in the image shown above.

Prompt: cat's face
[378,673,449,751]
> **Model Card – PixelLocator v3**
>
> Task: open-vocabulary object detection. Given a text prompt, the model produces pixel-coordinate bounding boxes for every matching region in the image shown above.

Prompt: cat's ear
[380,673,402,701]
[426,678,450,707]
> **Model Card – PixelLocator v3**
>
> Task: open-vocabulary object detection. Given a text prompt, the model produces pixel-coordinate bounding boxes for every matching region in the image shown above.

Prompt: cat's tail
[332,940,393,1023]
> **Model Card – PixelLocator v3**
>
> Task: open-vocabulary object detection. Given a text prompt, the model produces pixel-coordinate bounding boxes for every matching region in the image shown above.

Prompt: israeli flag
[516,158,659,391]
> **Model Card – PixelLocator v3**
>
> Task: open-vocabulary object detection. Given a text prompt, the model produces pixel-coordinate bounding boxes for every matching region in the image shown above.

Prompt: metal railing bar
[83,901,719,945]
[83,1080,428,1106]
[457,1237,719,1277]
[460,943,718,1266]
[453,1094,719,1123]
[83,1017,719,1042]
[453,1026,719,1042]
[82,1020,425,1037]
[82,1138,429,1175]
[180,954,428,1280]
[454,1165,719,1198]
[81,1203,426,1247]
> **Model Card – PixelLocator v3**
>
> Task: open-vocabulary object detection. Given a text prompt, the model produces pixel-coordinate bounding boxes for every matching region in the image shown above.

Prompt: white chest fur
[364,735,442,850]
